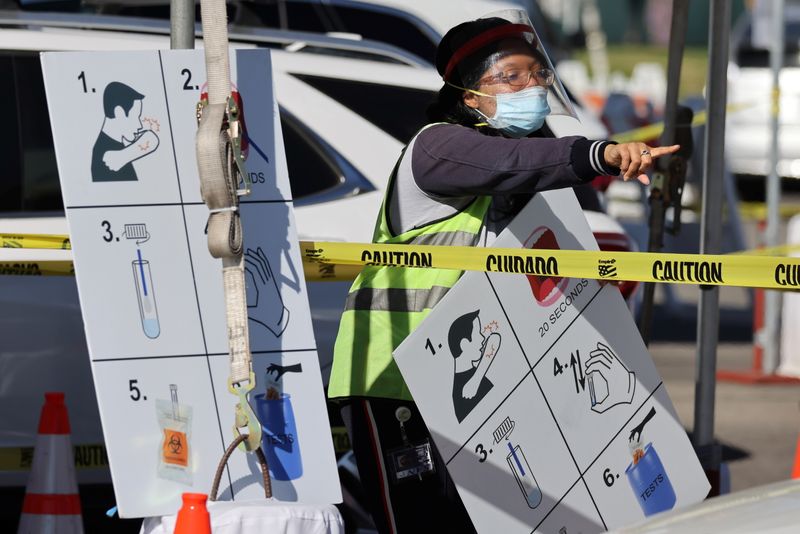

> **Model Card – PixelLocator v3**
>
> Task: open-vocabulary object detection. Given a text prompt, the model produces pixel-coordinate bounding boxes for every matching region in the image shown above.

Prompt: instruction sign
[394,189,709,533]
[42,49,340,517]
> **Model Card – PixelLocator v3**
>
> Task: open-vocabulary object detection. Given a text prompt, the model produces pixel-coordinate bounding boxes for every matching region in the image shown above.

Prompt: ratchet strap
[197,0,260,451]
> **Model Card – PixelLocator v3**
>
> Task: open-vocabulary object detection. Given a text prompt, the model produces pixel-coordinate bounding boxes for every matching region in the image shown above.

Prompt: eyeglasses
[479,66,555,89]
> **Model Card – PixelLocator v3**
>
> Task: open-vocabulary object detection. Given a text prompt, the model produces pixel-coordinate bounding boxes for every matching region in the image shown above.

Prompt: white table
[140,501,344,534]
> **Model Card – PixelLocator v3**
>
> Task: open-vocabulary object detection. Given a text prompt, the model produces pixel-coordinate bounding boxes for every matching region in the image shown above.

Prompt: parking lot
[653,342,800,491]
[3,1,800,531]
[632,191,800,492]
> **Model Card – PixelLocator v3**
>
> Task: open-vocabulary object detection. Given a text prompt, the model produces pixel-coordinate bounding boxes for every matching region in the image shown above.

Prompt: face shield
[440,9,577,120]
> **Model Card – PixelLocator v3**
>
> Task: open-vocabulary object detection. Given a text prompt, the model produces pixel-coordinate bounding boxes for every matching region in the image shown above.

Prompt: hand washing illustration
[585,342,635,414]
[245,247,290,337]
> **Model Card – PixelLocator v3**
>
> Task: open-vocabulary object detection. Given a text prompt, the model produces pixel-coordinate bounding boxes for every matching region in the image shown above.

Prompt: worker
[328,10,678,533]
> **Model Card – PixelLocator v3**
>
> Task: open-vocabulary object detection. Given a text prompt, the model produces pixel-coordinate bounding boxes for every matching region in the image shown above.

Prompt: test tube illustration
[170,384,179,420]
[507,442,542,509]
[133,249,160,338]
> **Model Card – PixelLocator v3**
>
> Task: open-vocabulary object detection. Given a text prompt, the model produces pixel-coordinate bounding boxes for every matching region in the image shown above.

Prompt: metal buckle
[226,95,252,197]
[228,371,262,452]
[196,94,252,197]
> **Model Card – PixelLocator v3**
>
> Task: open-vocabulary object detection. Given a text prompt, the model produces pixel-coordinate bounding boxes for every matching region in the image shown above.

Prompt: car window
[0,52,62,213]
[72,0,437,62]
[245,1,437,62]
[280,112,344,198]
[292,74,434,143]
[0,52,347,214]
[0,55,22,212]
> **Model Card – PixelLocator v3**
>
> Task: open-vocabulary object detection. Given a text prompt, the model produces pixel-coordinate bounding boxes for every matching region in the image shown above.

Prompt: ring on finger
[640,149,651,156]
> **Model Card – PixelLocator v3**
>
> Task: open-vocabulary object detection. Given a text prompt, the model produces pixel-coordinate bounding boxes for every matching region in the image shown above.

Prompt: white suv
[0,10,631,491]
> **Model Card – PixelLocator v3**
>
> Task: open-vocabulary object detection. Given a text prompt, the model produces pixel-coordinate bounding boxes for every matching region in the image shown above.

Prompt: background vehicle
[49,0,557,65]
[726,2,800,196]
[0,11,434,486]
[0,7,637,532]
[614,478,800,534]
[0,6,631,453]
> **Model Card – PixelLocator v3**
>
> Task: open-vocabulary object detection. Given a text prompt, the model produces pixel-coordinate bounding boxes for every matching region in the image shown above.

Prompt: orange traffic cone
[17,392,83,533]
[792,433,800,479]
[174,493,211,534]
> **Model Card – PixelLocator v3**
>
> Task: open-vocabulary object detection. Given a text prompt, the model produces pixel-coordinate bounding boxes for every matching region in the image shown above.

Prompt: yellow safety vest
[328,135,492,400]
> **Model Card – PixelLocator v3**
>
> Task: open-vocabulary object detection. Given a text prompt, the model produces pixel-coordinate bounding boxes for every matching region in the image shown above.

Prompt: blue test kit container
[625,443,676,516]
[254,393,303,480]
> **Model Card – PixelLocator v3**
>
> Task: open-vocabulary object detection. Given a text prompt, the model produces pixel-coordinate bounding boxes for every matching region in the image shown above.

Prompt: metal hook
[228,371,262,452]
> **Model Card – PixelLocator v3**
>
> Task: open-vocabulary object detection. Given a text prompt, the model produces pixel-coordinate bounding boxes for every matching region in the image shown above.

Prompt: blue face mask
[477,86,551,138]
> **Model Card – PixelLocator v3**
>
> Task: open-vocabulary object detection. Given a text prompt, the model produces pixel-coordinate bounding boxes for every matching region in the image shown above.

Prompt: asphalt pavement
[644,188,800,493]
[652,342,800,492]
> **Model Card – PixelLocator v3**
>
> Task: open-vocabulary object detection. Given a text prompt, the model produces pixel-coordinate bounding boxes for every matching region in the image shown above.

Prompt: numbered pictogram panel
[91,357,225,518]
[159,50,290,204]
[583,386,709,528]
[393,272,533,463]
[207,351,341,504]
[487,188,605,355]
[183,203,316,355]
[41,52,182,208]
[41,47,411,516]
[531,287,663,472]
[445,373,581,533]
[394,190,710,531]
[534,480,605,534]
[67,206,205,359]
[490,272,603,355]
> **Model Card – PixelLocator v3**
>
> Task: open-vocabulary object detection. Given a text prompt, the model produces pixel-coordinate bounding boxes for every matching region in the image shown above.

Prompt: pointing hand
[603,143,680,185]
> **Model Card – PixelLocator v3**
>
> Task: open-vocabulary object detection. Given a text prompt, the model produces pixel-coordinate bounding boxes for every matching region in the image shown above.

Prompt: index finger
[648,144,680,158]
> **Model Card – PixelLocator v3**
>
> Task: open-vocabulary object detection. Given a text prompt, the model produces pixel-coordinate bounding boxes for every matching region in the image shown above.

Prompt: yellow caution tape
[0,443,108,471]
[0,429,351,470]
[731,243,800,257]
[301,241,800,290]
[610,102,754,144]
[0,234,71,250]
[0,261,75,276]
[303,261,363,282]
[737,202,800,221]
[4,233,799,289]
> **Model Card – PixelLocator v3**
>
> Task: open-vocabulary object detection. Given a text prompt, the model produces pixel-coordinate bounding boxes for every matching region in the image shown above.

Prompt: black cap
[435,17,511,81]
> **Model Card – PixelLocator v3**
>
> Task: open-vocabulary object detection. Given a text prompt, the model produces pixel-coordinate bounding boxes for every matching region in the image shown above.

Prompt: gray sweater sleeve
[411,123,618,197]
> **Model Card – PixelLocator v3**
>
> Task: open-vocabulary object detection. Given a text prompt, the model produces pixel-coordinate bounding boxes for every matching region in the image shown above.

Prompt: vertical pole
[693,0,730,493]
[638,0,690,345]
[171,0,196,50]
[763,0,785,373]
